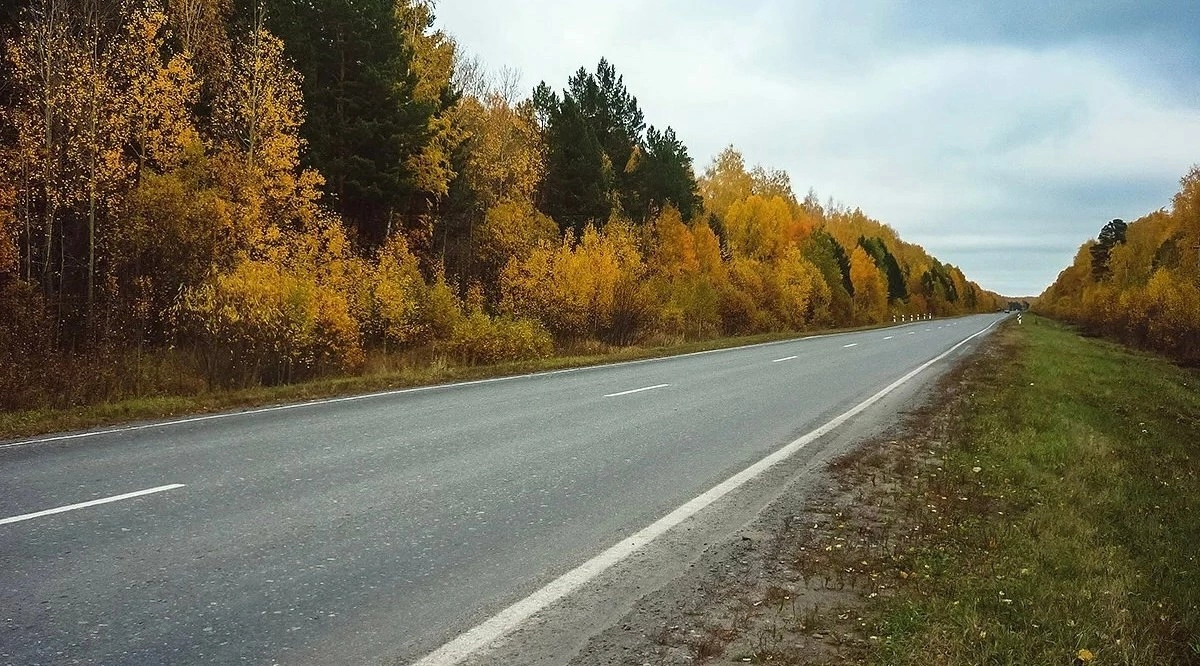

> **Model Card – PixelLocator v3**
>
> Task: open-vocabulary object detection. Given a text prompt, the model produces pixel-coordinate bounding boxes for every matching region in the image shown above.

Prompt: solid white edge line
[603,384,670,398]
[409,318,1001,666]
[0,484,186,526]
[771,356,798,363]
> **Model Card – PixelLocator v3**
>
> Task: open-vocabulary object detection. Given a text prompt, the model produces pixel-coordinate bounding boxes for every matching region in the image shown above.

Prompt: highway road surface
[0,313,1005,664]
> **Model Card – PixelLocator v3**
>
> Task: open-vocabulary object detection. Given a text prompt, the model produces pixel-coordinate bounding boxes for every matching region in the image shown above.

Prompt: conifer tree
[540,94,611,235]
[264,0,436,249]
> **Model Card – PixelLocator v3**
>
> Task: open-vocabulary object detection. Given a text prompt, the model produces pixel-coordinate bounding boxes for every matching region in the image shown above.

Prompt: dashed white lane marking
[771,356,798,363]
[603,384,670,398]
[0,323,910,451]
[0,484,186,526]
[883,336,894,340]
[908,331,916,335]
[412,318,1003,666]
[842,343,859,348]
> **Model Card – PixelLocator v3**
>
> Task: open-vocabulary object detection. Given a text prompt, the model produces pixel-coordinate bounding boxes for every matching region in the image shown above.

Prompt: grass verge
[869,316,1200,664]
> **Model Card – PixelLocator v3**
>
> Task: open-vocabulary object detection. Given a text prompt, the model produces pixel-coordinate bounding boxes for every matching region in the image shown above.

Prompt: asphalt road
[0,314,1005,665]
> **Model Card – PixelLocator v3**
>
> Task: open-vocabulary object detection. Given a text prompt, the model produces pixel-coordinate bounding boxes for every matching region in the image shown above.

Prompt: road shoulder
[562,336,992,665]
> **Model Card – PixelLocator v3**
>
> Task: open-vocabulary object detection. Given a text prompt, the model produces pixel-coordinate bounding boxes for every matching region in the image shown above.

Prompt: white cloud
[436,0,1200,295]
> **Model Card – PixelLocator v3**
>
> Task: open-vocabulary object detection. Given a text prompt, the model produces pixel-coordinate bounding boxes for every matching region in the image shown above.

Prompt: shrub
[174,261,362,386]
[368,234,426,348]
[365,235,466,349]
[648,274,721,341]
[439,313,553,366]
[418,273,466,344]
[500,224,644,342]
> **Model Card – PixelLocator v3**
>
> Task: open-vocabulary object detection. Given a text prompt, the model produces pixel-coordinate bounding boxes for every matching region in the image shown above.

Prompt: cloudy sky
[436,0,1200,296]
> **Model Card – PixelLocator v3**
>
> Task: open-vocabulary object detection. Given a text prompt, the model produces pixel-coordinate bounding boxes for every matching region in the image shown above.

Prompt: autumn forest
[1036,167,1200,365]
[0,0,1005,412]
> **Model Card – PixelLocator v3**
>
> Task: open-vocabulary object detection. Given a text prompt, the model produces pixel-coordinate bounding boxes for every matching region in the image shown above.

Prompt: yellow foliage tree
[849,245,887,323]
[456,94,545,213]
[725,194,794,261]
[1038,165,1200,364]
[474,199,559,294]
[651,206,699,278]
[774,247,831,329]
[646,208,719,339]
[1141,268,1199,357]
[164,0,231,97]
[699,145,754,221]
[369,233,428,348]
[723,257,776,333]
[397,0,461,203]
[693,222,725,279]
[500,224,645,343]
[212,12,306,206]
[174,260,362,386]
[119,1,201,175]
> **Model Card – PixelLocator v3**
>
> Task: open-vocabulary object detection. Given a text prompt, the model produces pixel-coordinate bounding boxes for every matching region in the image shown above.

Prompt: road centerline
[771,355,798,363]
[0,484,186,526]
[603,384,670,398]
[842,343,859,348]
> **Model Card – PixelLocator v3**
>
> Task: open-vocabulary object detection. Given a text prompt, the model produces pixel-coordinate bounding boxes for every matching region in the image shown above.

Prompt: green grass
[0,323,901,441]
[869,316,1200,665]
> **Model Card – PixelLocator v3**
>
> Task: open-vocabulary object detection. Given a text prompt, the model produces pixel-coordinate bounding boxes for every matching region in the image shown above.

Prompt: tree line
[1037,167,1200,364]
[0,0,1001,410]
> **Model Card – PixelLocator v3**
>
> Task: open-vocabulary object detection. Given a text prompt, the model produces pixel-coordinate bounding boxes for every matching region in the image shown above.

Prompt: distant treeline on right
[1036,166,1200,364]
